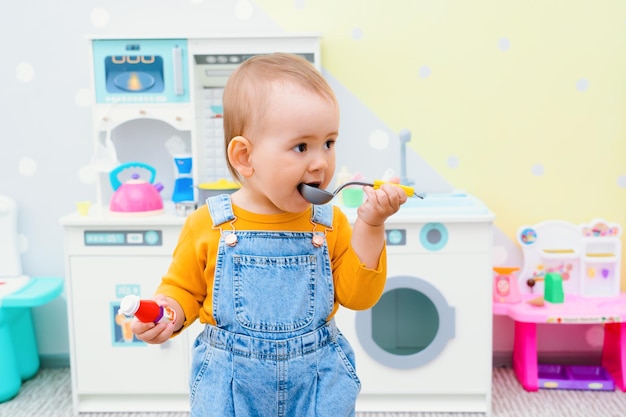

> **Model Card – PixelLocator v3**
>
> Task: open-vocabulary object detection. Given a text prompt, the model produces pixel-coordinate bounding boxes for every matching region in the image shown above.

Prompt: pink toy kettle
[109,162,164,215]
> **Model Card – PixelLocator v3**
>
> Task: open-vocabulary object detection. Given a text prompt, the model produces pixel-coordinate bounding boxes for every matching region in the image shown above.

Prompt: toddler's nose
[309,153,329,172]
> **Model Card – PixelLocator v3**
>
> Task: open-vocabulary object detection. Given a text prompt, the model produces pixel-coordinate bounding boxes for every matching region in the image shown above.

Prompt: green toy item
[544,272,564,303]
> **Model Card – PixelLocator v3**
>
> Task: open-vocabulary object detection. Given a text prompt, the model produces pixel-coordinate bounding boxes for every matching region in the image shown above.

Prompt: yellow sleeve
[156,207,218,333]
[329,207,388,311]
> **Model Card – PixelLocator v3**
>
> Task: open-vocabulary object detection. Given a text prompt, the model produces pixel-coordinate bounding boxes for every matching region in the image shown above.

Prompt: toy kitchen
[60,34,495,415]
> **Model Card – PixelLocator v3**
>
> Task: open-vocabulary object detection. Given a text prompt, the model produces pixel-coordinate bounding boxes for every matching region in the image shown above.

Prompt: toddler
[131,52,408,416]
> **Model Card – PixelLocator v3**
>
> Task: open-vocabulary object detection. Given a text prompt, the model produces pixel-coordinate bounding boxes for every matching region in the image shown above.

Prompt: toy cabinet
[69,257,187,395]
[61,217,202,412]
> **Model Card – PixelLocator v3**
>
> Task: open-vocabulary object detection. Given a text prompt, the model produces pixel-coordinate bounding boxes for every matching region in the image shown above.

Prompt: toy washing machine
[335,192,495,415]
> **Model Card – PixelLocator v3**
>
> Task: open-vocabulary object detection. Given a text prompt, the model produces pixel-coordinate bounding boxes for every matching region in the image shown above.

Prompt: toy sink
[340,191,491,217]
[386,191,493,223]
[403,191,489,211]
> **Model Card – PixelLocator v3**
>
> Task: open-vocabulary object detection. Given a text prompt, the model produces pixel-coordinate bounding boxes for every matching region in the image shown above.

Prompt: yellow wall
[257,0,626,286]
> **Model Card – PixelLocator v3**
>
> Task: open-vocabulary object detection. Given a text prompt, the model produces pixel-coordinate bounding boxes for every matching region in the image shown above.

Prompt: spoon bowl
[298,180,422,205]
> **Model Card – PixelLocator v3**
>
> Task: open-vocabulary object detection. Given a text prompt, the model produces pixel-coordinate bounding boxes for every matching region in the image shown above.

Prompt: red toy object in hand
[118,294,176,323]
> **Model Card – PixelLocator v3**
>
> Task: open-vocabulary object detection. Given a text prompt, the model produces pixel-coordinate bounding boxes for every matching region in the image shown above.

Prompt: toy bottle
[118,294,176,324]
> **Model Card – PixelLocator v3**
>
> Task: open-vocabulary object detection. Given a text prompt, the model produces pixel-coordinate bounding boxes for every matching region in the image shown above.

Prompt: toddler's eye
[293,143,307,153]
[324,140,336,150]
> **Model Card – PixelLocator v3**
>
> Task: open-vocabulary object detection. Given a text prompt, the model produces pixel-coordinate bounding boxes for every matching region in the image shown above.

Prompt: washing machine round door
[355,276,455,369]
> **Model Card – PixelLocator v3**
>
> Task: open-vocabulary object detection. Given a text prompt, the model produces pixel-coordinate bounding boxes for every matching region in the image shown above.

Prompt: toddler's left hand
[357,178,408,227]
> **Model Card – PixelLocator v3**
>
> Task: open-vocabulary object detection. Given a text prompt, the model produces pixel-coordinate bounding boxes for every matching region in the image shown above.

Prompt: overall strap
[310,204,333,228]
[208,195,333,228]
[207,194,236,227]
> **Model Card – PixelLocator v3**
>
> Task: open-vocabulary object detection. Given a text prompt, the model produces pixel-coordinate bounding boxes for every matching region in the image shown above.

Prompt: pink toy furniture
[494,218,625,391]
[494,294,626,391]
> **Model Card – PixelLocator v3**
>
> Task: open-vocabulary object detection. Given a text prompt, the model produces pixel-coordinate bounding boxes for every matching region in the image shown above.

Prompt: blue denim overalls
[189,195,361,417]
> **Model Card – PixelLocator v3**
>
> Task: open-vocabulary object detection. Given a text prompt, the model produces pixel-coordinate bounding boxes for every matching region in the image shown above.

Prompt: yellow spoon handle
[372,180,415,197]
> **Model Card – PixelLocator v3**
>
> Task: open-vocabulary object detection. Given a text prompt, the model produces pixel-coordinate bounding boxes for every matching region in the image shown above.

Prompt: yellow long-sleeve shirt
[156,202,387,333]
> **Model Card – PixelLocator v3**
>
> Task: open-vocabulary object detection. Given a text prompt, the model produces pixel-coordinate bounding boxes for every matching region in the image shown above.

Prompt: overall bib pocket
[232,254,317,332]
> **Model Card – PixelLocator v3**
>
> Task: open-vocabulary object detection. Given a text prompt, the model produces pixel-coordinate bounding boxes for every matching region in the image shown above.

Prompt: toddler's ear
[227,136,254,178]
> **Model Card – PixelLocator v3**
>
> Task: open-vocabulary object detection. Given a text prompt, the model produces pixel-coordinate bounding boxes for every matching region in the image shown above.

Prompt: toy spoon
[298,180,422,205]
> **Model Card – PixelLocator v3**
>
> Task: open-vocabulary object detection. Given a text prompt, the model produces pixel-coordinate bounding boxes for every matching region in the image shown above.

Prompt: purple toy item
[538,364,615,391]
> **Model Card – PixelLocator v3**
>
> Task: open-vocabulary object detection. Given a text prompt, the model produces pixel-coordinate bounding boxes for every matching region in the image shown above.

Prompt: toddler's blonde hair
[222,53,338,182]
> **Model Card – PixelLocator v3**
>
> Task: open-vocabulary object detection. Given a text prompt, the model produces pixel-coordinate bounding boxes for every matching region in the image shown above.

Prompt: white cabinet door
[69,256,189,394]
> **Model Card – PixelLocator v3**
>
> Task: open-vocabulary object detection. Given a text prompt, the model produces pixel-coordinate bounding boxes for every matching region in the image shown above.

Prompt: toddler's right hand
[130,318,175,344]
[129,294,179,344]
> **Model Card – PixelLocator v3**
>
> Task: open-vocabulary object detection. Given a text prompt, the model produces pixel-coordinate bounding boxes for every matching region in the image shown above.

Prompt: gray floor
[1,367,626,417]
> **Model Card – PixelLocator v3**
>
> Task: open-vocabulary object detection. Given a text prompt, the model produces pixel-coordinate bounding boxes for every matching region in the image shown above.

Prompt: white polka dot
[235,0,254,20]
[618,175,626,188]
[447,156,459,169]
[576,78,589,92]
[585,325,604,348]
[492,245,509,265]
[17,234,29,254]
[368,130,390,150]
[498,38,511,51]
[90,8,109,28]
[419,66,431,79]
[16,62,35,83]
[531,163,544,176]
[18,157,37,177]
[74,88,92,107]
[352,28,364,40]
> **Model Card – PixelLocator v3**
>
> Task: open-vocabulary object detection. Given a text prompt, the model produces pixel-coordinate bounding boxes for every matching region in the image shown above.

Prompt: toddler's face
[246,83,340,214]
